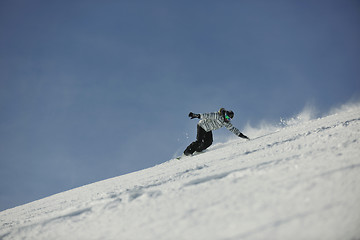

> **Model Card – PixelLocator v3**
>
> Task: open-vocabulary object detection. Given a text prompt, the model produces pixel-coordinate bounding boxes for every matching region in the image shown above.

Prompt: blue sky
[1,0,359,211]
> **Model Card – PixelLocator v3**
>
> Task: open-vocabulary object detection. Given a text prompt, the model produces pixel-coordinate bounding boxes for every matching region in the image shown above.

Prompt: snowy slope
[1,104,360,240]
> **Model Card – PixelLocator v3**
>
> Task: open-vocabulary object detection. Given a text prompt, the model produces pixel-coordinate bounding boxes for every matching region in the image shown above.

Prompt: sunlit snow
[1,104,359,240]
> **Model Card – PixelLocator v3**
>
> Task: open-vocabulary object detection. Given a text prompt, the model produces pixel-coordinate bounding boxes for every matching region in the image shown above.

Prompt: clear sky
[1,0,359,211]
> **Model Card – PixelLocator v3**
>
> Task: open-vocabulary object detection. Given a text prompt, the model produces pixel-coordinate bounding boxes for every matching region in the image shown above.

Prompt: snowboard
[176,151,206,160]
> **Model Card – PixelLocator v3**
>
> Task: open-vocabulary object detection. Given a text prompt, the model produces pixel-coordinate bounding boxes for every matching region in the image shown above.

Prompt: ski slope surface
[1,104,360,240]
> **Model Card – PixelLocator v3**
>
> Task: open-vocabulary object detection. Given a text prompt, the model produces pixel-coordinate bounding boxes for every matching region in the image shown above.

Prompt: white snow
[1,104,360,240]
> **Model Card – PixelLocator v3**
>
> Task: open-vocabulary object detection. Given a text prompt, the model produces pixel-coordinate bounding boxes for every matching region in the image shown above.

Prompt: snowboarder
[183,108,250,156]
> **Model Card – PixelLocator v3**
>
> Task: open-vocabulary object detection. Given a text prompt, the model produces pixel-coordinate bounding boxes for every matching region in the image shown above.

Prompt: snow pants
[184,125,213,155]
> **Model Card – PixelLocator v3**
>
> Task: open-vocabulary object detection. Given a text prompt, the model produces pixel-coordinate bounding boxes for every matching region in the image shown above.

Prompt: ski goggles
[225,113,232,121]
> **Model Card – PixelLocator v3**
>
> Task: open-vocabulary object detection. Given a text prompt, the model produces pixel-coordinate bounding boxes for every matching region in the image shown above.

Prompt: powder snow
[1,104,359,240]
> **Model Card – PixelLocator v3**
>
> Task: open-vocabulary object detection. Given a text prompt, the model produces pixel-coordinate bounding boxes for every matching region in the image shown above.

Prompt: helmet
[219,108,234,122]
[226,110,234,119]
[224,110,234,122]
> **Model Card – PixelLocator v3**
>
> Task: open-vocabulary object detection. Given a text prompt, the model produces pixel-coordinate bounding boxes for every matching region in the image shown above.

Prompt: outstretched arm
[188,112,217,119]
[224,122,250,140]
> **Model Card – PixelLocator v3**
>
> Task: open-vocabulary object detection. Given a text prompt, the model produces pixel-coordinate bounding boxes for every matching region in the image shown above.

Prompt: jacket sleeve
[199,112,218,120]
[224,121,243,137]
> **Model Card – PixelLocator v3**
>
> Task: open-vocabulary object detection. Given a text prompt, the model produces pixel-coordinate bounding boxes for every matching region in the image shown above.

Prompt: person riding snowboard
[184,108,250,156]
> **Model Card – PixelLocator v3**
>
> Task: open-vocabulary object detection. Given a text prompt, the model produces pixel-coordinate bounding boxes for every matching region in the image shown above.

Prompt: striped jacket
[198,112,243,137]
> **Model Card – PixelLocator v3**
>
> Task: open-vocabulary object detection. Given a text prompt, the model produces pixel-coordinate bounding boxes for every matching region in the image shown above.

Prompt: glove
[239,133,250,140]
[189,112,200,119]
